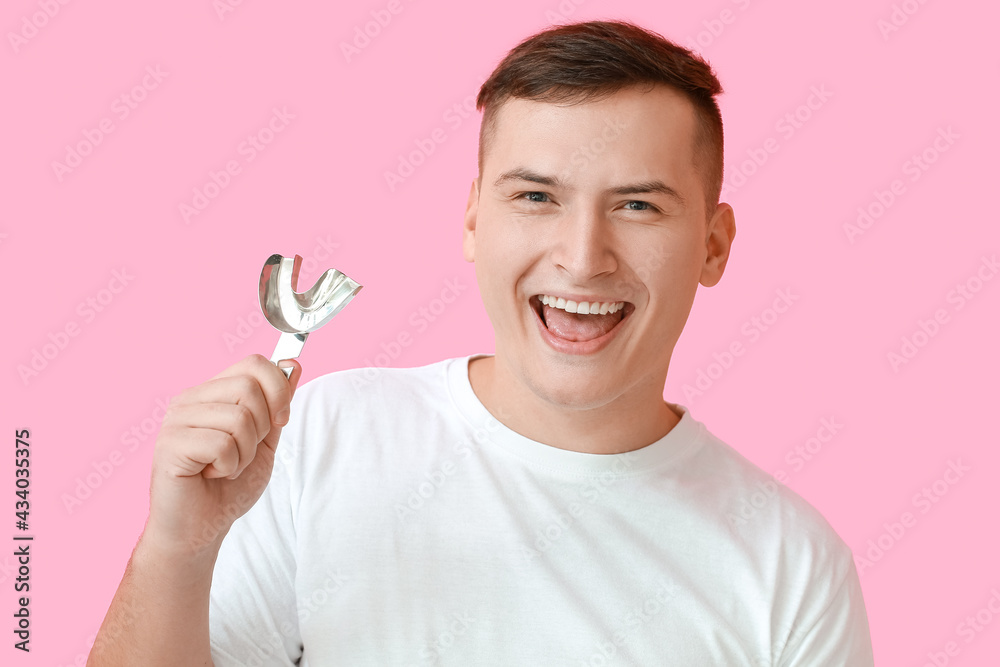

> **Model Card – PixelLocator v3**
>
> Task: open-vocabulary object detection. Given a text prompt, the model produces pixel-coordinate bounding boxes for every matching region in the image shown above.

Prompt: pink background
[3,0,998,664]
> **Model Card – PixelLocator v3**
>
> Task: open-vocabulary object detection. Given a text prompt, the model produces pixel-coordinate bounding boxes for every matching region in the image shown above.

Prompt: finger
[159,423,240,479]
[171,369,272,446]
[231,355,295,429]
[255,360,303,457]
[165,402,260,477]
[275,360,303,423]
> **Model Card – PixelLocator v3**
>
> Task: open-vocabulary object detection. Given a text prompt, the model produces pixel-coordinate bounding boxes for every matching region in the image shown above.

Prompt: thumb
[278,359,303,399]
[261,360,302,453]
[275,360,303,426]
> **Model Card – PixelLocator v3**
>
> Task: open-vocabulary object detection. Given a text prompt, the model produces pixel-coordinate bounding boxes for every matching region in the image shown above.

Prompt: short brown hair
[476,19,725,218]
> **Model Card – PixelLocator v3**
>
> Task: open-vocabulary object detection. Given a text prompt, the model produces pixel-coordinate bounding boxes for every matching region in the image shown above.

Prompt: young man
[90,19,874,666]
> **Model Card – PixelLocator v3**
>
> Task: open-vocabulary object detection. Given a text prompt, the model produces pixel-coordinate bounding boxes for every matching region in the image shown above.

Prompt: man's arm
[87,355,302,666]
[88,532,220,666]
[777,561,875,667]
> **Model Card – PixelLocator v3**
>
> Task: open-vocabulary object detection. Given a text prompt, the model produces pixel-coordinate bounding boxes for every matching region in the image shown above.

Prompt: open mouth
[530,294,634,343]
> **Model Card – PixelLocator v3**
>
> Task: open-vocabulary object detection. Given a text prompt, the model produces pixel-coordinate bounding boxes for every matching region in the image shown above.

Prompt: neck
[468,354,680,455]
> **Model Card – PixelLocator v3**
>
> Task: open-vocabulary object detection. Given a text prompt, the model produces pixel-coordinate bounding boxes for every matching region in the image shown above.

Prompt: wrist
[137,521,228,572]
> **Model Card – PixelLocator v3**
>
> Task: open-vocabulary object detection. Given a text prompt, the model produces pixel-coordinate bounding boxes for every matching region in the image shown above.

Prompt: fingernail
[228,470,241,480]
[276,408,290,424]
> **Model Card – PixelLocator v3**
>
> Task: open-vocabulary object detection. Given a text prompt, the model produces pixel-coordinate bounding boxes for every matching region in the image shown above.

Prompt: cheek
[478,219,540,280]
[494,222,540,256]
[647,262,701,321]
[644,231,707,270]
[633,236,698,280]
[637,245,704,312]
[473,249,514,309]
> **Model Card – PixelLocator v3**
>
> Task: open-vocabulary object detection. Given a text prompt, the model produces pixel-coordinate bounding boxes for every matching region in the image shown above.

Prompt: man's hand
[88,354,303,667]
[143,354,303,558]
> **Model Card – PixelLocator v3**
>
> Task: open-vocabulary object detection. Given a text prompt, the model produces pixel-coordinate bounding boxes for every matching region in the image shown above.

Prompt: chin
[522,363,623,411]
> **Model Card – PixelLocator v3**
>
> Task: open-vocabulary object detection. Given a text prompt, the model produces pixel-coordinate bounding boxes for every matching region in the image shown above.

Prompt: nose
[550,206,618,281]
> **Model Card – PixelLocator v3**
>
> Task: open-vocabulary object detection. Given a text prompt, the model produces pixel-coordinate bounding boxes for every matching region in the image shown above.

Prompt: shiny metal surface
[258,253,362,377]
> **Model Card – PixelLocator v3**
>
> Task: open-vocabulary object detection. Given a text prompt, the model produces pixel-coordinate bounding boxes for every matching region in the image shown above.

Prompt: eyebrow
[492,168,687,207]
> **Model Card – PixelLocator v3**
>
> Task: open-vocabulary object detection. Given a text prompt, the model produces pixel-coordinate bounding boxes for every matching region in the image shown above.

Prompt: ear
[462,178,480,263]
[699,202,736,287]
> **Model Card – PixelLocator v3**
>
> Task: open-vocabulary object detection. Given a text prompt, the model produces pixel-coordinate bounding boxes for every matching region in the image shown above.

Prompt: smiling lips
[531,294,631,343]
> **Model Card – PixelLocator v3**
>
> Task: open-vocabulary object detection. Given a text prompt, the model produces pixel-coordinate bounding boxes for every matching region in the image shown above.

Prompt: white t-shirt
[209,354,874,666]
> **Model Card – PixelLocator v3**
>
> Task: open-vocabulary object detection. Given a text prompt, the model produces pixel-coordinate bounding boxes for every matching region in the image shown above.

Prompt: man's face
[463,84,734,412]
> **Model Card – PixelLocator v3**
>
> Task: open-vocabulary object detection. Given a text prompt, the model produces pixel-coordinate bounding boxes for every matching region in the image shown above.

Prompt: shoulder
[277,355,464,452]
[687,429,874,663]
[678,418,863,647]
[291,355,455,412]
[684,418,856,579]
[273,355,464,479]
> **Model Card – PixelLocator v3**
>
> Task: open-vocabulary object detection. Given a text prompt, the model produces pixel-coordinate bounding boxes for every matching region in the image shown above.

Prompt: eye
[623,200,658,212]
[517,191,551,204]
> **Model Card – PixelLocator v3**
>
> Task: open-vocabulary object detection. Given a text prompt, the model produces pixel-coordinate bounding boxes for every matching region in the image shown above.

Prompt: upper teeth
[539,294,625,315]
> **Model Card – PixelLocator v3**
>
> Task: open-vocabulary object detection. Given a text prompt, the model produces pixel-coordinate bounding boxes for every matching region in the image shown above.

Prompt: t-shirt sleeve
[208,437,303,667]
[777,558,875,667]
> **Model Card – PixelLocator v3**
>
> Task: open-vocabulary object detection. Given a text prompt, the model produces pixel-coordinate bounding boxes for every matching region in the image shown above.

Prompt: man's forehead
[483,85,700,189]
[492,83,695,124]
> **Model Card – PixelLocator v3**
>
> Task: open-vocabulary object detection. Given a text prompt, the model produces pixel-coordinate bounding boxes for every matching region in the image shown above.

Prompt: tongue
[543,304,623,342]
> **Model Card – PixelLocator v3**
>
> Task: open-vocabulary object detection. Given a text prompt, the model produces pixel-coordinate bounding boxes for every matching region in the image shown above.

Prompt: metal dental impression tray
[258,253,362,378]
